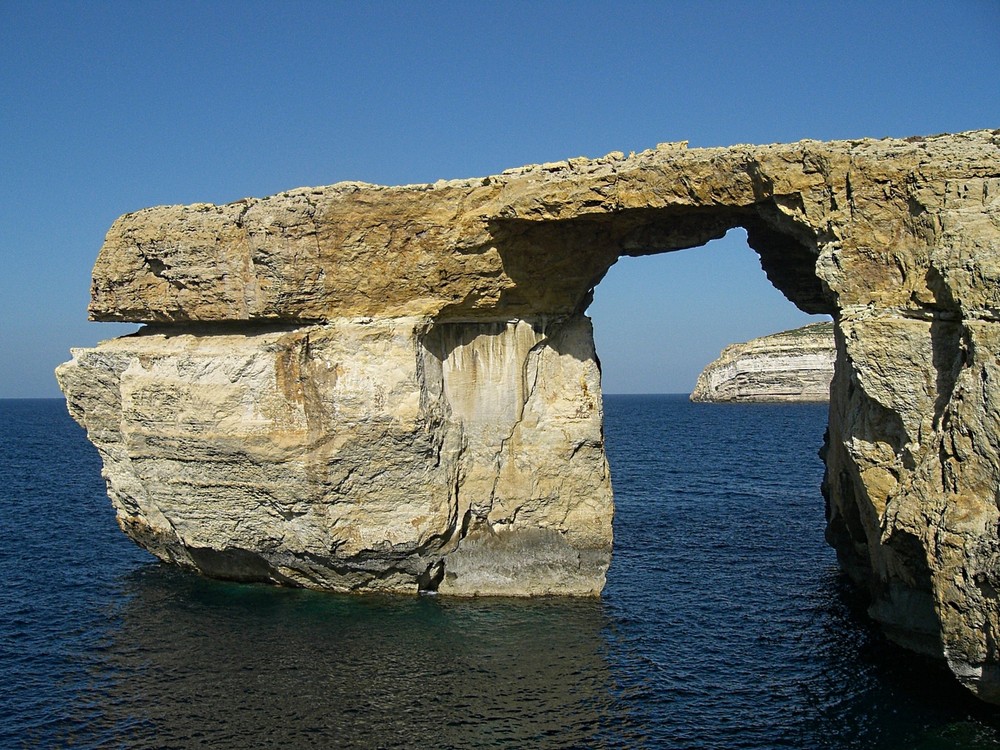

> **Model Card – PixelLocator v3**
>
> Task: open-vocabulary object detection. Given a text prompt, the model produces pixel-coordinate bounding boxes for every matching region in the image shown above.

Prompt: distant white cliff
[690,322,835,403]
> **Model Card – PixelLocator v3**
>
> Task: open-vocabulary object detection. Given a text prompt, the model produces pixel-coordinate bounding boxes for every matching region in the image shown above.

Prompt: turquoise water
[2,396,999,748]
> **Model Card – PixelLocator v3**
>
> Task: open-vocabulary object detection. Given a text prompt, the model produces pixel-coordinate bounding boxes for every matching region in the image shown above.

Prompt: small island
[690,322,835,403]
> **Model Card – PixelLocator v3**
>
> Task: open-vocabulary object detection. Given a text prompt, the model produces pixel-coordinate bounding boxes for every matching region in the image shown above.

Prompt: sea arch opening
[482,201,844,578]
[481,200,834,323]
[476,202,849,598]
[588,227,831,396]
[578,225,875,733]
[578,221,837,588]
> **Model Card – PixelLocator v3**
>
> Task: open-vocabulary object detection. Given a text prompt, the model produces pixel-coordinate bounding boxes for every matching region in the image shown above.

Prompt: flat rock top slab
[89,130,1000,324]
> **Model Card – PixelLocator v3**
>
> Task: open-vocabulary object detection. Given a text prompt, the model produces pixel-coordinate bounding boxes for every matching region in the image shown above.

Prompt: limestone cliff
[59,130,1000,703]
[58,317,611,595]
[691,322,835,403]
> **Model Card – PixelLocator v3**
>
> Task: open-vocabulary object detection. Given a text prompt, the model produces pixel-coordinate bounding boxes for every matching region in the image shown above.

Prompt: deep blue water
[2,396,1000,749]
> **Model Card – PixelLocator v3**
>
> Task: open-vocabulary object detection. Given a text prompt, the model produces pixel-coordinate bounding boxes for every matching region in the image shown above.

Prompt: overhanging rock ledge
[58,130,1000,702]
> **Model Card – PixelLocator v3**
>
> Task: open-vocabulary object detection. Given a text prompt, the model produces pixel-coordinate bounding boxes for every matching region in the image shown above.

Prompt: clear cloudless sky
[1,1,997,397]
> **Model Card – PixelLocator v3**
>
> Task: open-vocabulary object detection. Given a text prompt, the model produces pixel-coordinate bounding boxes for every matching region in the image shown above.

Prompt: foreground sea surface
[3,396,1000,749]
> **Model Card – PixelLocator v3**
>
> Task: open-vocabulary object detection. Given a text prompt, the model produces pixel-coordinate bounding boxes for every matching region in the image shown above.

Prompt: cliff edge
[691,322,835,403]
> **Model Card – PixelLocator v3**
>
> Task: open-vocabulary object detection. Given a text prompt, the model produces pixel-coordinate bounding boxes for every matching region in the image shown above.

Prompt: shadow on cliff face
[420,315,598,365]
[472,202,835,323]
[925,265,967,432]
[872,529,943,658]
[822,318,950,663]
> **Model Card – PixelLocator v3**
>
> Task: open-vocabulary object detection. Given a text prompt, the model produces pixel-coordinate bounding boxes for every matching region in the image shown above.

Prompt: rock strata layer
[59,130,1000,703]
[691,322,835,402]
[59,317,611,595]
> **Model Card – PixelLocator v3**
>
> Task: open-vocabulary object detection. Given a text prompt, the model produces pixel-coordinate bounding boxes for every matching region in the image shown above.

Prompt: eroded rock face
[59,130,1000,701]
[58,317,611,595]
[691,322,835,402]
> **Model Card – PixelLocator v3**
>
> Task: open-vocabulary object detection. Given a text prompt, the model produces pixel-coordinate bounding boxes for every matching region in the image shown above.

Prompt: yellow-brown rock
[60,130,1000,703]
[58,316,611,595]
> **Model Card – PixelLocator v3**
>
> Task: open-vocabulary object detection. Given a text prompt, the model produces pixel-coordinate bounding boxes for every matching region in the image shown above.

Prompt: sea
[3,395,1000,749]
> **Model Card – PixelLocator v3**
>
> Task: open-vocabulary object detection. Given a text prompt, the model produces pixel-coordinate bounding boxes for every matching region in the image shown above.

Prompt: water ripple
[2,397,1000,748]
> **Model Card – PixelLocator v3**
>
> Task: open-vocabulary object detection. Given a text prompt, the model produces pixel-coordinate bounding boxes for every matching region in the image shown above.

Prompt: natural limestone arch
[58,131,1000,701]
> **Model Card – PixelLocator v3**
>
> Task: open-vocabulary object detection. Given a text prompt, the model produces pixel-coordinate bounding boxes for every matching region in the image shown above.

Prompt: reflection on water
[72,568,630,749]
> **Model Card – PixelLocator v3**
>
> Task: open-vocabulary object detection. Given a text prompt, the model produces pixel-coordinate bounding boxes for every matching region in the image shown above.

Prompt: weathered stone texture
[691,322,835,402]
[58,316,611,594]
[825,311,1000,701]
[60,130,1000,702]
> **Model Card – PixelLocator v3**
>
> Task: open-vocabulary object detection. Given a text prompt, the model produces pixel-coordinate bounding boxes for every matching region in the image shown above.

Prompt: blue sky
[2,1,997,397]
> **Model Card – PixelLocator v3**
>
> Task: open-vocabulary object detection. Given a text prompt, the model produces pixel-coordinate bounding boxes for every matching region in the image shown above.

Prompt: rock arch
[58,131,1000,701]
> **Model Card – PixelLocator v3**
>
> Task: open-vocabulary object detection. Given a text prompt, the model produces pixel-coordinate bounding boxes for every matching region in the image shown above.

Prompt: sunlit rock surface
[58,317,611,595]
[691,322,835,403]
[59,130,1000,702]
